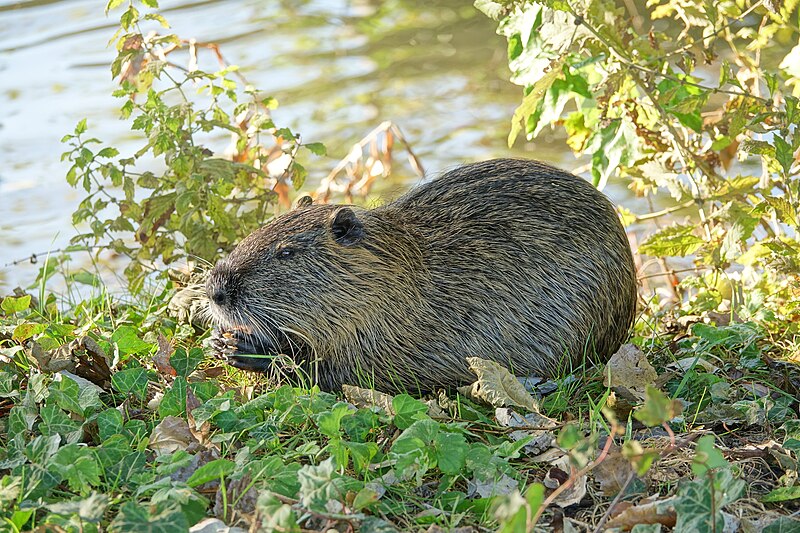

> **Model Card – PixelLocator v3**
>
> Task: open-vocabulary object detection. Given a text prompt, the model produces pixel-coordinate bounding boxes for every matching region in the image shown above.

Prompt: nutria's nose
[210,288,227,306]
[206,268,231,307]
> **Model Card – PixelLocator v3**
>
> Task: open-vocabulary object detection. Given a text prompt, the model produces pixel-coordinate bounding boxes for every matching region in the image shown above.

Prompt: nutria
[205,159,637,393]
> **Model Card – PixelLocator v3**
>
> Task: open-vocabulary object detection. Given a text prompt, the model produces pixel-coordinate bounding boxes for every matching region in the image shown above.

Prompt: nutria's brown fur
[206,159,637,393]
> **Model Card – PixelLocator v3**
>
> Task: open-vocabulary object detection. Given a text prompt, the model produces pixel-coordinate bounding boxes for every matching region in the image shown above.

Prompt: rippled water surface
[0,0,634,290]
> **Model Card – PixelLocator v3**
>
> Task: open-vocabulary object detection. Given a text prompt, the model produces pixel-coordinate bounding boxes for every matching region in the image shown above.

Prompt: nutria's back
[206,158,638,393]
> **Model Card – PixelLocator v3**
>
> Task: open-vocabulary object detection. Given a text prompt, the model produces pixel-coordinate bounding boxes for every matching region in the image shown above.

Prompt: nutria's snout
[205,262,236,311]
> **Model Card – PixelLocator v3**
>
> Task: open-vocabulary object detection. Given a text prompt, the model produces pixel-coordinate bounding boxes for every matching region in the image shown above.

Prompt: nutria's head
[205,203,424,365]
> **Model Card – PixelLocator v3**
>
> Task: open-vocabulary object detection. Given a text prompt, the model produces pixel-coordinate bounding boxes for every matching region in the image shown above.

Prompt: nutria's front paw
[208,328,274,372]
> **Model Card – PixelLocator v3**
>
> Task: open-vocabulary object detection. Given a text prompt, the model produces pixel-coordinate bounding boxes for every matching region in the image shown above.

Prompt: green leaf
[105,0,126,13]
[46,492,109,523]
[774,137,794,175]
[316,403,352,438]
[48,444,101,495]
[392,394,428,430]
[291,162,307,190]
[692,435,727,476]
[169,347,204,378]
[97,408,124,441]
[186,458,236,487]
[761,486,800,503]
[434,431,468,474]
[12,322,46,342]
[255,492,299,532]
[674,469,745,532]
[764,196,798,228]
[639,225,704,257]
[39,405,81,441]
[158,377,187,417]
[508,55,566,146]
[588,118,639,189]
[111,367,149,401]
[111,326,152,355]
[75,119,88,135]
[110,501,188,532]
[304,142,327,156]
[2,295,31,314]
[633,386,682,427]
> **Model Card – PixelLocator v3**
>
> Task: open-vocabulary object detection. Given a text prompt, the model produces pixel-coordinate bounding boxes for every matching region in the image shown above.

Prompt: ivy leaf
[434,431,469,474]
[39,405,81,441]
[110,501,188,532]
[691,435,728,476]
[111,326,152,355]
[111,367,149,401]
[48,444,102,495]
[169,347,204,378]
[158,377,187,417]
[316,403,353,438]
[639,225,704,257]
[674,468,744,532]
[97,409,124,441]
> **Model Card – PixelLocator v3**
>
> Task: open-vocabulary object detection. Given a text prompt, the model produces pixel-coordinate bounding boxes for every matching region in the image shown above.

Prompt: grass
[0,279,799,532]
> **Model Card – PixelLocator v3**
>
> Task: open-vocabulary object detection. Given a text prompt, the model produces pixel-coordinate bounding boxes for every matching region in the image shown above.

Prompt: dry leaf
[467,473,518,498]
[189,518,247,533]
[342,384,395,414]
[592,446,635,496]
[605,495,677,530]
[459,357,539,412]
[603,344,658,401]
[549,455,587,508]
[149,416,201,455]
[667,356,719,373]
[495,407,558,456]
[154,333,177,377]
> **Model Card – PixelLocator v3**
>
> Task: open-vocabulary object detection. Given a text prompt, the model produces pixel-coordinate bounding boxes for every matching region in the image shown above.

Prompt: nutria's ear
[329,207,364,246]
[295,195,313,209]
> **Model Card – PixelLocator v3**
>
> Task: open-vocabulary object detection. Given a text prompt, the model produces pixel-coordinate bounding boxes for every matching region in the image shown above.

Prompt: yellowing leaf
[508,56,566,147]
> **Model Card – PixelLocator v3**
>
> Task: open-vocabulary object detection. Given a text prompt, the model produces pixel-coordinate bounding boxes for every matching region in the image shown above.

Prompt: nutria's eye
[277,247,297,259]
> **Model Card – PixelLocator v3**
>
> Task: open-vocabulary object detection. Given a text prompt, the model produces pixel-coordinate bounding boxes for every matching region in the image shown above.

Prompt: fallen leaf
[548,455,587,508]
[605,495,677,530]
[592,446,635,496]
[495,407,558,456]
[603,345,658,401]
[343,384,395,414]
[459,357,539,412]
[154,333,177,377]
[467,472,518,498]
[189,518,247,533]
[149,416,201,455]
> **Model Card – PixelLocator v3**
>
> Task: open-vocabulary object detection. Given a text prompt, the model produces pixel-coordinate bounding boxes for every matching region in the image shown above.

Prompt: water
[0,0,642,291]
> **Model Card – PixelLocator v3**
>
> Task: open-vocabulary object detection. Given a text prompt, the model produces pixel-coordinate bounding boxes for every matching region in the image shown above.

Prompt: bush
[478,0,800,328]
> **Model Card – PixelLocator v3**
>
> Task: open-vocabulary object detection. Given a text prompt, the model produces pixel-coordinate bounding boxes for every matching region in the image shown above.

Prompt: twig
[592,471,636,533]
[530,426,618,527]
[633,200,695,221]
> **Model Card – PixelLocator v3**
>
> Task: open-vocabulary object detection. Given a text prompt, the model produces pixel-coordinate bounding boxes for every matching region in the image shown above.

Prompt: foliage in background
[478,0,800,331]
[60,0,324,291]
